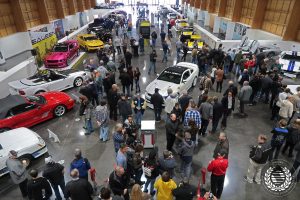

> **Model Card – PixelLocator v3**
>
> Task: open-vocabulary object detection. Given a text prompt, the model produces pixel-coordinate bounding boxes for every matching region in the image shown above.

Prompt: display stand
[141,120,156,148]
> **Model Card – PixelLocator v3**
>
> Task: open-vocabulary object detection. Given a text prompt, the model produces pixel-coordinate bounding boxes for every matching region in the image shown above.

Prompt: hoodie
[95,105,109,127]
[154,177,177,200]
[178,140,195,163]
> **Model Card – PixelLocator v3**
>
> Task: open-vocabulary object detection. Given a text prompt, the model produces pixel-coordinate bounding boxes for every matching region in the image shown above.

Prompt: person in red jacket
[207,149,228,199]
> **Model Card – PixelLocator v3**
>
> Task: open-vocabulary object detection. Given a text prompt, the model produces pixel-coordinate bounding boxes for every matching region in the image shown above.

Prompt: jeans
[152,39,156,48]
[135,111,143,125]
[122,85,130,96]
[51,178,65,200]
[116,46,121,54]
[200,118,209,136]
[282,141,295,157]
[269,144,283,161]
[99,126,109,141]
[246,159,264,184]
[211,174,225,199]
[260,88,270,103]
[85,119,93,134]
[192,56,197,64]
[135,79,140,92]
[211,117,221,133]
[180,159,192,179]
[154,108,162,121]
[109,104,118,120]
[134,168,143,183]
[291,160,300,182]
[177,48,181,61]
[148,61,156,74]
[162,51,168,62]
[249,89,259,104]
[216,81,223,92]
[224,64,229,74]
[144,178,156,193]
[240,101,245,114]
[221,109,232,127]
[140,45,144,53]
[166,133,176,151]
[235,64,240,76]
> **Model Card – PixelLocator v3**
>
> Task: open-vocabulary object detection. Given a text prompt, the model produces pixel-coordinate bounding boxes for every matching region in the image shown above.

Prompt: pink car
[44,40,79,68]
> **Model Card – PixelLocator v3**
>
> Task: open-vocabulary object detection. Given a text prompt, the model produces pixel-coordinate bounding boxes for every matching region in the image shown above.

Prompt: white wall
[0,32,32,59]
[246,29,282,41]
[0,57,37,98]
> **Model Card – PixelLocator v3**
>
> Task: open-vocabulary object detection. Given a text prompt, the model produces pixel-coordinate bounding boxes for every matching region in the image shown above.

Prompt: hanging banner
[213,16,220,33]
[225,21,235,40]
[29,31,57,67]
[53,19,65,40]
[233,23,249,40]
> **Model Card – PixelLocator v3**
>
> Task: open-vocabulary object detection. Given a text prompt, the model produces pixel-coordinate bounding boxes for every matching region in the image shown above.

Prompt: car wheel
[35,90,46,94]
[18,155,32,168]
[73,77,83,87]
[192,77,198,87]
[0,127,10,133]
[54,105,66,117]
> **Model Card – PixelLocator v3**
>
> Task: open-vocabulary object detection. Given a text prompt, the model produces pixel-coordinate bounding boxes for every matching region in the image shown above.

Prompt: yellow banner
[32,34,58,67]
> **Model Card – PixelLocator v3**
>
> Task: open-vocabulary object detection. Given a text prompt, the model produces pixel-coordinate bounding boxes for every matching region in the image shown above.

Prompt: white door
[250,40,259,54]
[181,70,192,91]
[240,35,249,48]
[46,74,68,91]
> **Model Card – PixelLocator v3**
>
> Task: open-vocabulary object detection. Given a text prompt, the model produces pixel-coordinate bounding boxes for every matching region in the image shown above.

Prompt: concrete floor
[1,7,300,200]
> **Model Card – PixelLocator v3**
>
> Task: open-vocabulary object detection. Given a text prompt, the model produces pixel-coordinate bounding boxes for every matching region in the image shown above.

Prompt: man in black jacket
[165,114,180,151]
[108,84,120,121]
[125,50,132,68]
[109,166,130,200]
[150,88,164,121]
[42,157,65,200]
[244,134,272,184]
[213,132,229,159]
[211,96,223,134]
[65,169,93,200]
[178,90,192,122]
[172,178,196,200]
[223,80,238,98]
[119,69,131,97]
[27,169,52,200]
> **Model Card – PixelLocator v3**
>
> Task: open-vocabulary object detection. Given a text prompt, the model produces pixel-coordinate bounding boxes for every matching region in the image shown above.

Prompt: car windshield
[157,70,181,84]
[282,54,300,62]
[85,36,98,41]
[26,95,46,105]
[53,46,68,52]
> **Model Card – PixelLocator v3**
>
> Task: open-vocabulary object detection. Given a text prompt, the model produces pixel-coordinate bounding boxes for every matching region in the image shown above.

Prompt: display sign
[53,19,65,40]
[233,23,249,40]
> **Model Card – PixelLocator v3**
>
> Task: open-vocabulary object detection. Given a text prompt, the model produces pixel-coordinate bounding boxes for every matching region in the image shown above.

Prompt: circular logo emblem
[261,159,296,196]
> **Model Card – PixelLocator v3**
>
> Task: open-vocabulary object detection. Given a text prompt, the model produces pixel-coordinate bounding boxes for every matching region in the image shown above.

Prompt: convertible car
[8,69,90,96]
[44,40,79,68]
[0,92,75,132]
[77,34,104,51]
[145,62,199,108]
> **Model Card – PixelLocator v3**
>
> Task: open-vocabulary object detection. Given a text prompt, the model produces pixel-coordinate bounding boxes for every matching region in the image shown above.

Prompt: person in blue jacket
[269,119,289,160]
[70,148,91,180]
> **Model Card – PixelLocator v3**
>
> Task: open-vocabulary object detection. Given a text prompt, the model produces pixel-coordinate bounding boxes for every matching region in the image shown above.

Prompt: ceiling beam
[37,0,50,24]
[55,0,66,19]
[68,0,76,15]
[231,0,242,22]
[9,0,27,32]
[283,0,300,41]
[218,0,227,17]
[251,0,268,29]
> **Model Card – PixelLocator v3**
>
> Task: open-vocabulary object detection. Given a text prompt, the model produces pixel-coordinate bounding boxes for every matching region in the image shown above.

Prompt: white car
[145,62,199,107]
[8,69,90,96]
[0,127,48,177]
[175,19,189,31]
[280,51,300,73]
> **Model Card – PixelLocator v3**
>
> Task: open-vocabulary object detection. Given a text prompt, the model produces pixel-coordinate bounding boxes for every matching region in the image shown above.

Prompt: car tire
[0,127,11,133]
[73,77,83,87]
[18,155,33,168]
[192,77,198,87]
[35,90,46,94]
[54,105,66,117]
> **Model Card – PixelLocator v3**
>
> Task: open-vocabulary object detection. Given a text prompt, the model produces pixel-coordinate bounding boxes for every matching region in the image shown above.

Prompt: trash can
[141,120,156,148]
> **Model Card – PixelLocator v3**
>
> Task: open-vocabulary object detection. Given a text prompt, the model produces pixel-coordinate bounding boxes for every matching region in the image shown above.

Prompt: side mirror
[182,79,187,83]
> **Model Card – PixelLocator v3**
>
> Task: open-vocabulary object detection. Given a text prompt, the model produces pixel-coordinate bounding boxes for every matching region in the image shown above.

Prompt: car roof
[165,66,188,74]
[0,95,27,119]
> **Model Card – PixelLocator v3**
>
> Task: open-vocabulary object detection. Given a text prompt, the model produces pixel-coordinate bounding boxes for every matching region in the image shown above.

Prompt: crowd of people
[4,5,300,200]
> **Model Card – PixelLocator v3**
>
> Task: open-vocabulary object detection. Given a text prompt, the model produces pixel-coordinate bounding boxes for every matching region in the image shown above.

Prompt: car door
[181,70,192,91]
[0,145,8,176]
[46,73,68,91]
[68,43,75,58]
[7,103,43,128]
[250,40,259,54]
[78,36,83,47]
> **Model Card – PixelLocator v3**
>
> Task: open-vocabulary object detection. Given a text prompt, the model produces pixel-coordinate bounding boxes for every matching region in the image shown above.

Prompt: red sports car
[0,91,75,132]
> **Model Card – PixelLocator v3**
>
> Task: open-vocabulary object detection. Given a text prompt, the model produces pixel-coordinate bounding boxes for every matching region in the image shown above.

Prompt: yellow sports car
[175,19,189,31]
[77,34,104,51]
[187,35,203,49]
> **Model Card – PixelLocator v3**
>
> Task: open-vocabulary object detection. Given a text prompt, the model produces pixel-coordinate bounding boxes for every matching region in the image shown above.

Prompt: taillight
[19,90,25,95]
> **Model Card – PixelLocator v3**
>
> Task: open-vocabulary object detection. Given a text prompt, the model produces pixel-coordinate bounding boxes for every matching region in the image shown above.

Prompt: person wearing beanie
[42,156,65,200]
[6,150,28,198]
[70,148,91,180]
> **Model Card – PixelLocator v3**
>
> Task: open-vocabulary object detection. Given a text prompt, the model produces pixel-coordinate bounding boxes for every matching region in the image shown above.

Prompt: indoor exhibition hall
[1,0,300,199]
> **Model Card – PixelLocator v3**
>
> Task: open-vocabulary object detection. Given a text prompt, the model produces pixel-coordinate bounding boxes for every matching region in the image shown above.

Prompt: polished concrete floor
[1,9,300,200]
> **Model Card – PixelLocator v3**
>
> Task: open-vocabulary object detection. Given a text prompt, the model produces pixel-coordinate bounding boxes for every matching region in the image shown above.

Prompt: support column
[77,0,84,12]
[37,0,50,24]
[190,0,195,7]
[55,0,65,19]
[251,0,268,29]
[283,0,300,41]
[208,0,216,13]
[231,0,242,22]
[68,0,76,14]
[195,0,201,9]
[9,0,27,32]
[218,0,227,17]
[91,0,96,8]
[200,0,208,10]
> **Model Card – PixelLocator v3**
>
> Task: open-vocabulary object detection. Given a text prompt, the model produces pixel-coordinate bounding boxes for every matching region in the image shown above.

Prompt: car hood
[146,80,179,97]
[40,91,72,104]
[45,52,68,61]
[86,40,104,46]
[280,58,300,71]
